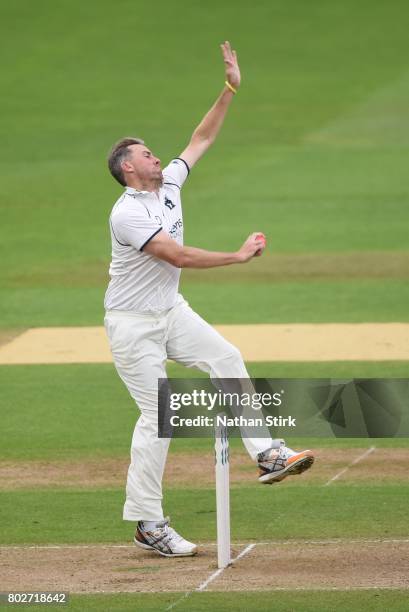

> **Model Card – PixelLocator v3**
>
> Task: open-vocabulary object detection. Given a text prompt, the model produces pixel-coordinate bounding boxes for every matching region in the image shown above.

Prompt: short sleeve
[110,204,162,252]
[162,158,190,189]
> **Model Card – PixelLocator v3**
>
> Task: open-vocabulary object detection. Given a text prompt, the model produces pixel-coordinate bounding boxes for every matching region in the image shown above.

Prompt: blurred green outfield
[0,0,408,326]
[1,1,409,610]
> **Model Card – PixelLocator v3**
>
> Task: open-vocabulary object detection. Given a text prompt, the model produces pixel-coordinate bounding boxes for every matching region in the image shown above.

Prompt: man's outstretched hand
[221,41,241,90]
[178,41,241,170]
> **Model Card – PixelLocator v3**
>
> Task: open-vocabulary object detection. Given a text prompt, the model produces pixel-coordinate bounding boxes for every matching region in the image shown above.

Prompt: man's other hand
[237,233,266,263]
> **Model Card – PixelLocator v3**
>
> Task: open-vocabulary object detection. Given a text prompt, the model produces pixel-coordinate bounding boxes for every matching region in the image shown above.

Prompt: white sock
[139,520,161,531]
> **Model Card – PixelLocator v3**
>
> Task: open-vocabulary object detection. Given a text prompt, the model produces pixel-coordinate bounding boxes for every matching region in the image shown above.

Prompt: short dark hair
[107,137,145,186]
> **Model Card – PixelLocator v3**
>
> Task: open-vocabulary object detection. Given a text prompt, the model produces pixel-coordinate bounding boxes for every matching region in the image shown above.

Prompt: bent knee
[212,343,247,376]
[225,344,243,362]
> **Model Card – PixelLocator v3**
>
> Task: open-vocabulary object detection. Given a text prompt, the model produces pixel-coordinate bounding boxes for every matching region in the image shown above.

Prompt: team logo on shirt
[164,196,175,210]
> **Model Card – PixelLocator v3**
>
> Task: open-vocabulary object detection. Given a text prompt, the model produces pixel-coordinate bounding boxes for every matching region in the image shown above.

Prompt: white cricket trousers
[104,294,273,522]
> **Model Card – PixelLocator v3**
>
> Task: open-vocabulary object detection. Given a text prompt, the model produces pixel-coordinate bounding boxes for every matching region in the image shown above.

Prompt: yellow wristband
[225,80,237,94]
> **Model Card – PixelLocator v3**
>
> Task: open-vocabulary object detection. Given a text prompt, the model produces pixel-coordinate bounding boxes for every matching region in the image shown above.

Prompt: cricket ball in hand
[255,233,266,255]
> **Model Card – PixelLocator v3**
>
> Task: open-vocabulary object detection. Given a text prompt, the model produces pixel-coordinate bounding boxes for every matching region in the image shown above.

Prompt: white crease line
[324,446,376,486]
[0,544,135,550]
[3,537,409,551]
[165,543,256,611]
[203,585,409,592]
[73,585,409,593]
[232,585,409,592]
[261,538,409,545]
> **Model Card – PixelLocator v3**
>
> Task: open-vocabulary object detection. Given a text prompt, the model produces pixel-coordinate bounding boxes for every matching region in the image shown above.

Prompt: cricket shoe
[258,440,314,484]
[134,517,197,557]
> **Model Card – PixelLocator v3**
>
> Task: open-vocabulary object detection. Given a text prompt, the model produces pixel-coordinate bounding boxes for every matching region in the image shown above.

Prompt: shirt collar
[125,186,149,196]
[125,186,165,198]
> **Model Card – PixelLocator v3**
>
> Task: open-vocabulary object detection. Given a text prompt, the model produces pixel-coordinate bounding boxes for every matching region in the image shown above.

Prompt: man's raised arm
[179,41,241,169]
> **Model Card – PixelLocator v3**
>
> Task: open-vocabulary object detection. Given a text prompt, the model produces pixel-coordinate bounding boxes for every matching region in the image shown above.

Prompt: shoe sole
[259,452,315,485]
[134,536,198,557]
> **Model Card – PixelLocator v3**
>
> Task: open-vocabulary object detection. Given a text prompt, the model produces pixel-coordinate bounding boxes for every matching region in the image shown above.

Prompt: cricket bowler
[104,42,314,558]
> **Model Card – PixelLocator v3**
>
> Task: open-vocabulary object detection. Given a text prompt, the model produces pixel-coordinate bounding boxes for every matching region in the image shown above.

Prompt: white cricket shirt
[104,158,189,313]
